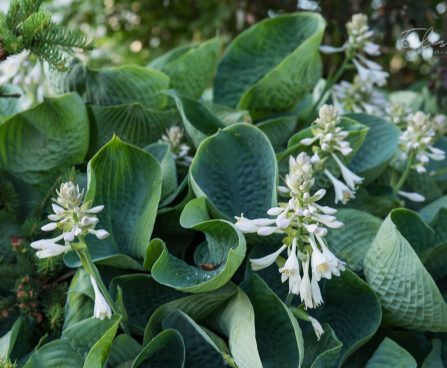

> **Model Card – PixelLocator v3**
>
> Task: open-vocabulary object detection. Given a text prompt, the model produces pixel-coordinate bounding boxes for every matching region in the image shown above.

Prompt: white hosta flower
[386,101,411,126]
[300,105,352,156]
[90,276,112,320]
[331,153,363,190]
[279,239,301,294]
[300,256,323,309]
[160,126,193,164]
[397,191,426,202]
[316,234,345,276]
[309,316,325,340]
[433,114,447,135]
[30,234,71,259]
[399,112,446,173]
[324,170,355,204]
[30,181,109,258]
[249,244,287,271]
[353,57,388,87]
[333,76,387,115]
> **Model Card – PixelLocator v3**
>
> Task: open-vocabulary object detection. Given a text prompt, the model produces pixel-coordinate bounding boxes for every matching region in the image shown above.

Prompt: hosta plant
[0,8,447,368]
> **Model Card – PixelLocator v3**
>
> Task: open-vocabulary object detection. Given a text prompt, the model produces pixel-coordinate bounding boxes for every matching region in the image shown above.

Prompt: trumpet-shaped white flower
[399,112,446,174]
[90,276,112,320]
[331,153,363,190]
[30,234,71,259]
[160,126,193,164]
[397,190,425,202]
[300,256,324,309]
[30,181,109,258]
[324,170,355,204]
[249,244,287,271]
[353,56,388,87]
[309,316,325,340]
[279,239,301,294]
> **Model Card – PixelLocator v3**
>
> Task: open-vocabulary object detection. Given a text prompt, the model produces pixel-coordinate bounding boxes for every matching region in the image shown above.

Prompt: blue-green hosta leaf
[324,209,382,272]
[107,334,142,368]
[133,329,185,368]
[64,136,162,269]
[147,197,246,293]
[144,142,178,202]
[345,113,400,184]
[389,91,424,110]
[27,316,121,368]
[0,93,89,184]
[365,338,417,368]
[0,84,22,122]
[405,170,442,204]
[143,283,237,344]
[243,274,304,368]
[53,61,169,107]
[164,90,226,147]
[109,274,183,335]
[422,339,444,368]
[190,123,277,220]
[214,13,325,120]
[162,310,225,367]
[257,115,298,152]
[208,287,263,368]
[364,210,447,331]
[312,269,382,366]
[88,103,178,153]
[150,38,220,99]
[419,195,447,224]
[301,323,342,368]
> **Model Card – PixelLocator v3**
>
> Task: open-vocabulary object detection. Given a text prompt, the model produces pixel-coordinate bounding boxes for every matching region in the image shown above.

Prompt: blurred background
[1,0,447,106]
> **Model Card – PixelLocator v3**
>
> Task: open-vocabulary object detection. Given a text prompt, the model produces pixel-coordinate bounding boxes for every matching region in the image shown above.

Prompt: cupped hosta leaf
[365,338,417,368]
[107,334,142,368]
[133,329,185,368]
[324,209,382,272]
[150,38,221,99]
[143,283,237,343]
[345,113,400,184]
[190,123,277,220]
[364,210,447,332]
[88,103,178,153]
[208,287,263,368]
[419,195,447,224]
[27,316,121,368]
[312,269,382,366]
[422,339,444,368]
[144,142,178,202]
[109,274,183,335]
[257,115,298,152]
[164,90,226,147]
[243,274,304,368]
[214,12,325,120]
[147,197,246,293]
[0,93,89,184]
[55,61,169,107]
[162,310,225,367]
[64,136,162,268]
[301,323,342,368]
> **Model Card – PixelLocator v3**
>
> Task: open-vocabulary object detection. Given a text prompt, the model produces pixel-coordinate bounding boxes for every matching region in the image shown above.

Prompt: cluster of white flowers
[385,101,412,127]
[332,76,387,115]
[332,77,386,115]
[300,105,364,204]
[30,181,112,320]
[322,14,388,88]
[399,111,445,174]
[235,152,346,338]
[160,126,193,164]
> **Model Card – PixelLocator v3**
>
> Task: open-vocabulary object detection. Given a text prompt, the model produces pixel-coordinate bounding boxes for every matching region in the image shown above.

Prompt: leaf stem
[285,293,294,307]
[76,236,131,335]
[394,153,415,193]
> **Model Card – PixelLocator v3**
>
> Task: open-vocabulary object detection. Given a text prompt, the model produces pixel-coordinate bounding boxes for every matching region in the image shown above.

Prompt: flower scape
[0,3,447,368]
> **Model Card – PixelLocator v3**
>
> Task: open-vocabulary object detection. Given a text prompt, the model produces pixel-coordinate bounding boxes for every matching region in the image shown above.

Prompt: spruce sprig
[0,0,93,70]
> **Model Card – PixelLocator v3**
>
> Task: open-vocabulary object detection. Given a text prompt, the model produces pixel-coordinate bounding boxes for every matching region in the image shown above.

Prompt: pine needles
[0,0,93,69]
